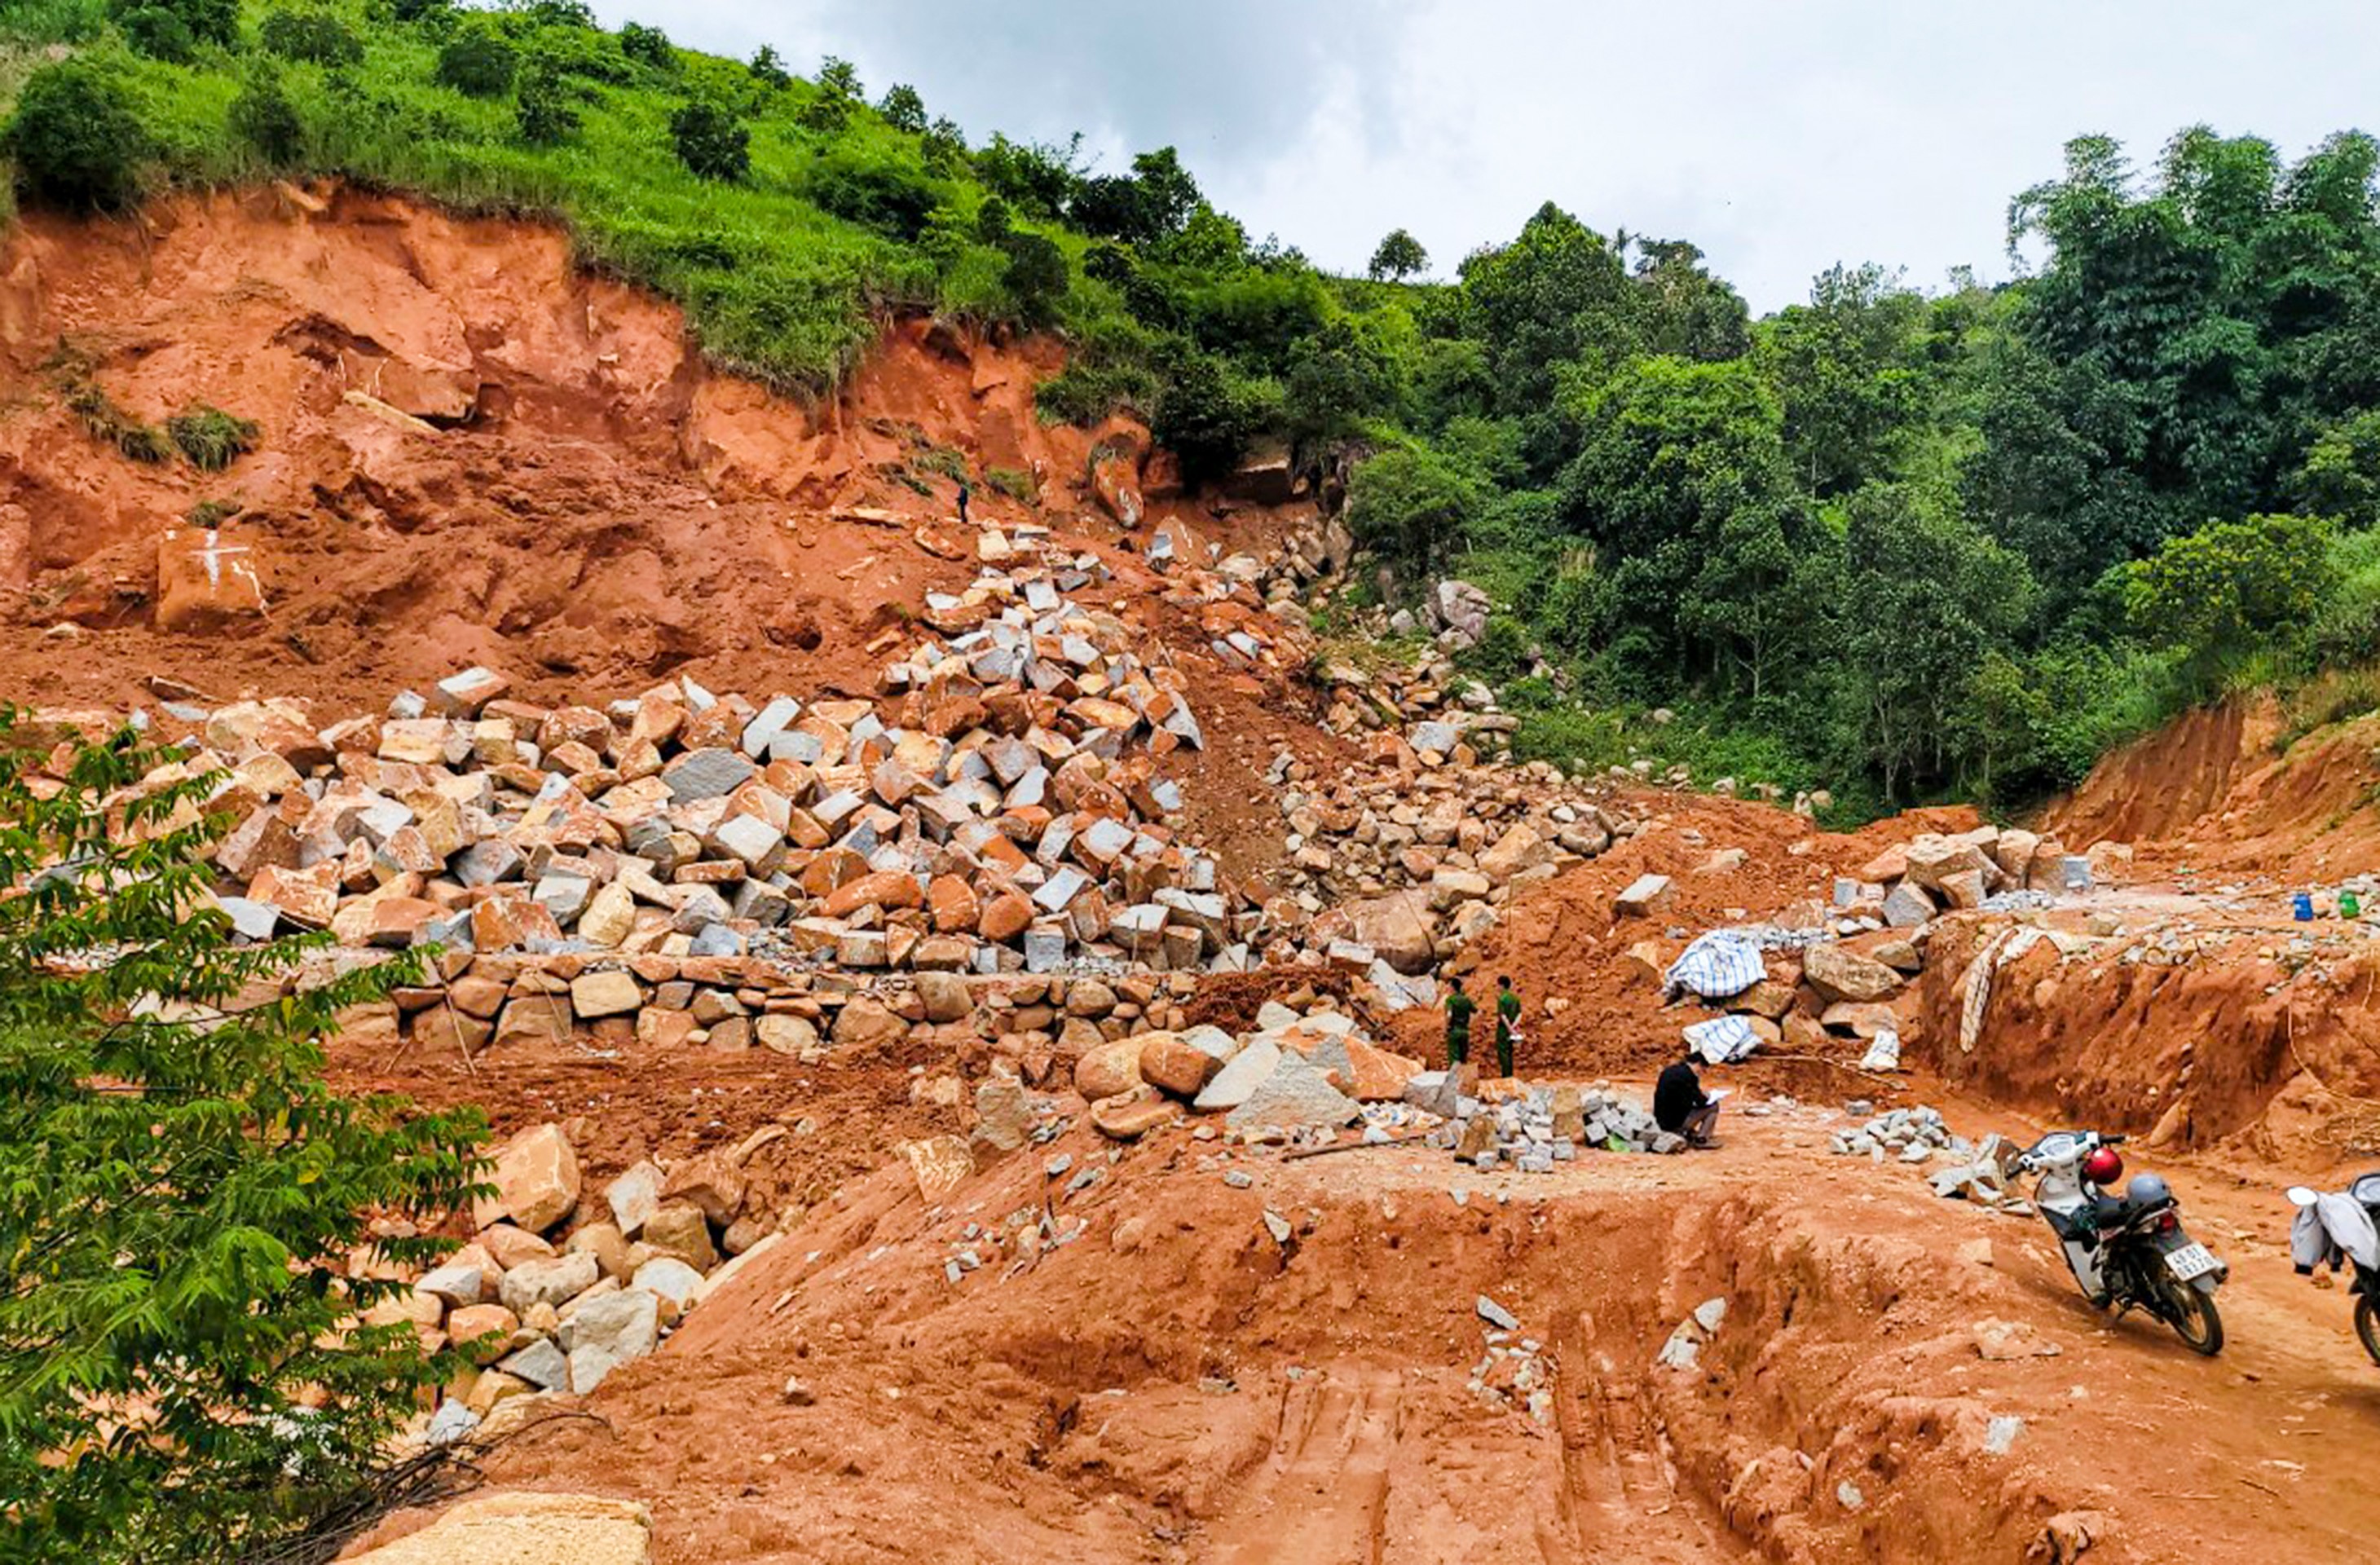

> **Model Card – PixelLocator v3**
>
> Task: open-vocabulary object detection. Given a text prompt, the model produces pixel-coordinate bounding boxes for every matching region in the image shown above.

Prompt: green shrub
[434,27,517,97]
[258,8,362,65]
[796,87,851,134]
[668,97,747,180]
[817,54,862,99]
[514,63,579,145]
[617,19,670,67]
[879,82,926,133]
[5,60,147,212]
[987,465,1035,502]
[0,713,487,1559]
[2,0,110,43]
[747,44,790,90]
[999,230,1068,325]
[118,5,196,60]
[808,155,941,241]
[1345,444,1481,565]
[391,0,450,20]
[227,67,303,165]
[165,403,260,470]
[106,0,232,46]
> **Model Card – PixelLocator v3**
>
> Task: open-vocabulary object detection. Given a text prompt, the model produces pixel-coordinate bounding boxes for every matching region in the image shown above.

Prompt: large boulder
[1074,1037,1144,1101]
[567,1288,660,1394]
[473,1122,580,1234]
[155,526,269,633]
[1347,889,1438,976]
[1802,944,1905,1006]
[342,1493,652,1565]
[1902,835,1995,895]
[1426,579,1492,649]
[1137,1031,1218,1098]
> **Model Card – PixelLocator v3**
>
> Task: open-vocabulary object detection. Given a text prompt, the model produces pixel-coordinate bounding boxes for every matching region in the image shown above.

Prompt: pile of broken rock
[1063,1000,1427,1142]
[378,1120,781,1444]
[76,552,1292,978]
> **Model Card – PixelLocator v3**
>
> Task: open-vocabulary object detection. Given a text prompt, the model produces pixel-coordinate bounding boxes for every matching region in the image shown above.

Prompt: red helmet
[2082,1147,2125,1186]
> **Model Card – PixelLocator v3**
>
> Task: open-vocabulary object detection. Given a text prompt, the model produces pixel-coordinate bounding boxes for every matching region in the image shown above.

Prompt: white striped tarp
[1683,1014,1761,1065]
[1664,931,1766,1000]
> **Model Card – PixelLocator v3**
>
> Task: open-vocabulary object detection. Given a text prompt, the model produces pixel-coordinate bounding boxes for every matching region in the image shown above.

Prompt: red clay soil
[2045,693,2380,883]
[346,1082,2380,1564]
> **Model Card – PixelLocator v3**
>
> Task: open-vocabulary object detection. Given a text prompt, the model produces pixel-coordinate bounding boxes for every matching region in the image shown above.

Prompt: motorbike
[2285,1172,2380,1368]
[2012,1131,2228,1356]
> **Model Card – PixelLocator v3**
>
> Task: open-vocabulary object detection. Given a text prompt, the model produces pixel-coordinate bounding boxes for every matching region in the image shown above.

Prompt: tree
[617,20,671,68]
[1285,316,1406,450]
[1368,227,1428,282]
[747,44,789,90]
[228,64,304,166]
[1000,231,1069,326]
[1155,354,1263,487]
[816,54,862,100]
[669,98,748,181]
[0,713,485,1558]
[434,26,518,98]
[2124,511,2338,671]
[1346,444,1481,565]
[2294,408,2380,528]
[879,82,925,134]
[1828,485,2036,800]
[5,61,146,213]
[1758,262,1926,495]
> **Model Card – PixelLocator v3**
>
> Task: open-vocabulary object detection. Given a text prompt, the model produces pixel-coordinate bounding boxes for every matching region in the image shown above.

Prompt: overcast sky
[592,1,2380,313]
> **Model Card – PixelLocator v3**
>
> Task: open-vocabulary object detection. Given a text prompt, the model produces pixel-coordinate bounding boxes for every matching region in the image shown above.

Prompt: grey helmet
[2126,1173,2173,1210]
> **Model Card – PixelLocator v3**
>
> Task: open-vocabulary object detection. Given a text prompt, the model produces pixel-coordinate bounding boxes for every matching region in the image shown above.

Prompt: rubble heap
[1840,826,2122,928]
[1429,1079,1685,1166]
[120,553,1298,976]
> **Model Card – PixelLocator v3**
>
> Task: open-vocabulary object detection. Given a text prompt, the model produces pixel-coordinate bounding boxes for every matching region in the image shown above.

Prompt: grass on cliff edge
[0,1,1135,396]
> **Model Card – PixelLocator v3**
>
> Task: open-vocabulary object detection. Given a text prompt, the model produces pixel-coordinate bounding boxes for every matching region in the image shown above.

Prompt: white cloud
[594,0,2380,311]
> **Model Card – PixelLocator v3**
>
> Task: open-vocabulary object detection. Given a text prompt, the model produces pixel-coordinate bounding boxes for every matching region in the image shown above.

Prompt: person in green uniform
[1494,973,1521,1078]
[1443,979,1474,1069]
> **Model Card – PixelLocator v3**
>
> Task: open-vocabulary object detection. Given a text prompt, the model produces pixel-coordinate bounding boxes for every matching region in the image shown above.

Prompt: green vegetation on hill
[7,4,2380,813]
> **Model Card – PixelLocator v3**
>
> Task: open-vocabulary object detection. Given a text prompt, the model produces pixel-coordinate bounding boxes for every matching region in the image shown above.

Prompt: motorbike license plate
[2165,1242,2220,1281]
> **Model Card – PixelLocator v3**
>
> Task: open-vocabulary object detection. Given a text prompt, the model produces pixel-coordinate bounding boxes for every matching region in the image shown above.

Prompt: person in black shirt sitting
[1654,1046,1721,1148]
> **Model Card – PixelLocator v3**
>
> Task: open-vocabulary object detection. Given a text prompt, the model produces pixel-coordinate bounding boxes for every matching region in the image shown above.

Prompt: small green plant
[186,497,242,527]
[879,82,926,133]
[987,465,1035,503]
[434,26,517,97]
[106,0,234,46]
[5,60,147,212]
[258,7,362,65]
[55,358,173,465]
[668,98,748,180]
[796,87,851,134]
[165,403,261,470]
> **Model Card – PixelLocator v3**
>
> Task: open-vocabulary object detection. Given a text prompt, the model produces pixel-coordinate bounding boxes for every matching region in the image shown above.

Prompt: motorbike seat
[2350,1170,2380,1214]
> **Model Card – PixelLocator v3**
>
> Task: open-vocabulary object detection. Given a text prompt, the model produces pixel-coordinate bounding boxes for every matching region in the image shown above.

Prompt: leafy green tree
[227,64,303,166]
[1368,227,1428,282]
[795,86,850,134]
[1457,201,1633,419]
[816,54,862,100]
[258,8,362,65]
[669,97,748,181]
[1284,315,1406,451]
[2294,408,2380,528]
[974,131,1082,218]
[999,230,1069,326]
[2123,511,2339,671]
[1626,237,1751,362]
[5,60,146,212]
[1345,444,1481,565]
[1156,354,1267,487]
[747,44,790,90]
[879,82,925,133]
[1757,262,1925,494]
[0,713,486,1559]
[1827,484,2036,800]
[434,25,517,97]
[617,20,671,68]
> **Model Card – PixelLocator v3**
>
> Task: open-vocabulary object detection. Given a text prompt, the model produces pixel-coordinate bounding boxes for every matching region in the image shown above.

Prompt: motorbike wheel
[2159,1276,2224,1357]
[2357,1295,2378,1369]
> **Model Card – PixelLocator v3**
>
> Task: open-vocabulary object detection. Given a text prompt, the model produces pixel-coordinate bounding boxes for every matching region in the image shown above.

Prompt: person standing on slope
[1443,978,1475,1071]
[956,478,972,525]
[1494,973,1521,1079]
